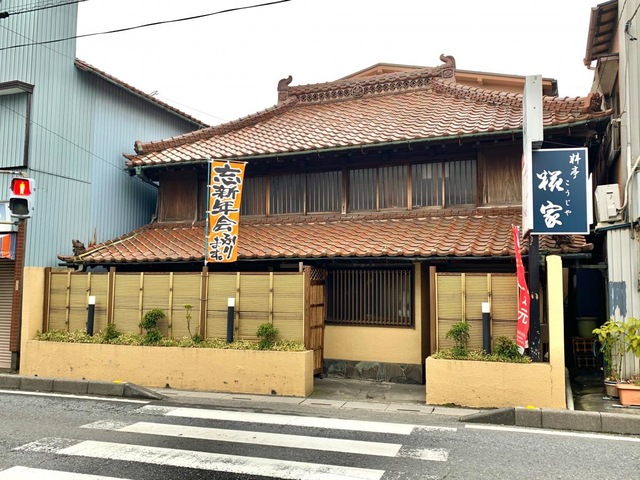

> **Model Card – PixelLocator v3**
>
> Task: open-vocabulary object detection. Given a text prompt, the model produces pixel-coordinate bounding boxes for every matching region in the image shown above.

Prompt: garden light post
[87,295,96,336]
[227,297,235,343]
[482,301,491,354]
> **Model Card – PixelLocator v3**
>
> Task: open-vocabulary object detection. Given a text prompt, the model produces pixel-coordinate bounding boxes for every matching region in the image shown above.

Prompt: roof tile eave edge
[127,128,533,168]
[133,98,300,155]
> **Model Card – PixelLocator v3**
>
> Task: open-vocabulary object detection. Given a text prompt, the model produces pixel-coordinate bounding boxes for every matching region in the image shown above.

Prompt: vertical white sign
[522,75,543,234]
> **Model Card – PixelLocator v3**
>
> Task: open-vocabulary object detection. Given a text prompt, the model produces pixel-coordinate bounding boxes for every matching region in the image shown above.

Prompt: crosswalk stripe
[111,421,401,457]
[102,421,448,461]
[140,405,456,434]
[0,466,128,479]
[58,440,386,480]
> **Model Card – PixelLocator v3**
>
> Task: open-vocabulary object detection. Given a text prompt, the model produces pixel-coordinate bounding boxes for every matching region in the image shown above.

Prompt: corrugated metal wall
[0,1,200,266]
[605,227,640,378]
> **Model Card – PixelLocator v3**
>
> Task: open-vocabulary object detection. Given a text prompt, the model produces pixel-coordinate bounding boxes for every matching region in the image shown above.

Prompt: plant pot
[616,383,640,406]
[604,380,619,398]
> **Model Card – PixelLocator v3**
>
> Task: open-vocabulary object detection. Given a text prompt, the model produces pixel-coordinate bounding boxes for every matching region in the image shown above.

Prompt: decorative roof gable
[125,55,609,169]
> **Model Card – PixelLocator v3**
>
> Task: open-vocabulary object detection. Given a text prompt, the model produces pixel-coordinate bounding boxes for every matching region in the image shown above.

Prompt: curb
[461,406,640,436]
[0,374,164,400]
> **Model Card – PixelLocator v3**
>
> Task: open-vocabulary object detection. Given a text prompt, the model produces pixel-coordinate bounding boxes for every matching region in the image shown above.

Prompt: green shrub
[445,321,470,357]
[100,323,120,343]
[493,336,520,360]
[432,348,531,363]
[36,329,94,343]
[35,327,306,351]
[256,323,279,350]
[143,328,163,345]
[140,309,165,331]
[139,309,165,345]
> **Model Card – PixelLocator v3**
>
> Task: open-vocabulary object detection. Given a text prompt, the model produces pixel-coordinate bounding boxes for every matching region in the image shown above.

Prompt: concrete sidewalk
[2,373,639,436]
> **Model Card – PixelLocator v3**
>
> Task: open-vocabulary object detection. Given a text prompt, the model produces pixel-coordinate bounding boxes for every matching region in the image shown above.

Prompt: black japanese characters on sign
[531,148,589,234]
[206,160,246,263]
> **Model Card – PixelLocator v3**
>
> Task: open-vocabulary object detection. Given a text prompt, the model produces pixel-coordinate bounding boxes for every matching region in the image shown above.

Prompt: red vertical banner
[513,226,530,354]
[206,160,246,263]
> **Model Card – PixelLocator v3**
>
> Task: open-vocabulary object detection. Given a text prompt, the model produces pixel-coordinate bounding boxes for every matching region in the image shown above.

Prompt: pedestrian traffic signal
[9,177,35,219]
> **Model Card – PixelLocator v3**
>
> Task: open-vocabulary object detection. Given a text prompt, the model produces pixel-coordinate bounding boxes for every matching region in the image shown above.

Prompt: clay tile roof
[74,59,208,128]
[58,207,593,265]
[125,58,610,168]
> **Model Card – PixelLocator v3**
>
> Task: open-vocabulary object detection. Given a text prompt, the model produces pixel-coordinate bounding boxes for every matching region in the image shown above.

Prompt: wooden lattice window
[326,268,413,327]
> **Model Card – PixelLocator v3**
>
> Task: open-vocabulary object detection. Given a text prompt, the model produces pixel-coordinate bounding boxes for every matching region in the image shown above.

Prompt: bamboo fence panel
[272,274,305,342]
[140,274,172,336]
[47,271,109,332]
[490,275,518,343]
[45,271,306,343]
[205,274,237,338]
[436,274,463,350]
[435,273,518,351]
[465,274,487,351]
[237,274,270,339]
[112,274,144,333]
[170,274,202,339]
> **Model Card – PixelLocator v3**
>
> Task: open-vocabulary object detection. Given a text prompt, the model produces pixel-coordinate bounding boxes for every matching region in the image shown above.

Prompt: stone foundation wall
[323,359,423,384]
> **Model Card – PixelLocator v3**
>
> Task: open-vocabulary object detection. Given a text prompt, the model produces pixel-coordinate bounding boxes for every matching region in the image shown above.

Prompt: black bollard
[227,297,235,343]
[482,302,491,354]
[87,295,96,336]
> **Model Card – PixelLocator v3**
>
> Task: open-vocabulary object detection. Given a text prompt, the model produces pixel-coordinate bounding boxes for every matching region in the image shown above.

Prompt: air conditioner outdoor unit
[594,184,623,224]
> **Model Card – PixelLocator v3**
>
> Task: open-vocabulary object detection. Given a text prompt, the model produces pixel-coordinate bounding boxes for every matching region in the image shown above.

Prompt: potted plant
[592,319,624,397]
[616,318,640,406]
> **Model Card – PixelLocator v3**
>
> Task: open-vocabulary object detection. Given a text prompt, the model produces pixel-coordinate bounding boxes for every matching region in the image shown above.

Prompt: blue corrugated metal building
[0,0,205,369]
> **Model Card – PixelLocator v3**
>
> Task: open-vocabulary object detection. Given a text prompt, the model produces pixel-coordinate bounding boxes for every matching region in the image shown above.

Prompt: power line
[0,0,291,52]
[154,94,228,124]
[1,0,87,17]
[0,101,127,177]
[0,21,220,126]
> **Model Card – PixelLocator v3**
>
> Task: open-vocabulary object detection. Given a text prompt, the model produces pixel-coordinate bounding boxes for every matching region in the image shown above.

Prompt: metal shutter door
[0,260,14,369]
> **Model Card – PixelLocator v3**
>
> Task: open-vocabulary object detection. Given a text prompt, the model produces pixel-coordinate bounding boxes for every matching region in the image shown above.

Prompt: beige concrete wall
[21,341,313,397]
[20,267,45,354]
[324,326,421,364]
[20,267,313,397]
[324,263,422,365]
[425,359,563,408]
[425,255,567,409]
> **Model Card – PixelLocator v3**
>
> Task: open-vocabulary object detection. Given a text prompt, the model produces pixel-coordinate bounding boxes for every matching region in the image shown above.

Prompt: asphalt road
[0,390,638,479]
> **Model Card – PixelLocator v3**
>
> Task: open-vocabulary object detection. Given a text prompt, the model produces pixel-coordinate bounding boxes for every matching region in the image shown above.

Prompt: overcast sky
[76,0,600,130]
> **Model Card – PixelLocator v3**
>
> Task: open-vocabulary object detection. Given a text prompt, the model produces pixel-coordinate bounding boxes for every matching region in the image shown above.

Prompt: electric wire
[0,101,130,178]
[1,0,87,17]
[0,0,291,52]
[0,23,216,126]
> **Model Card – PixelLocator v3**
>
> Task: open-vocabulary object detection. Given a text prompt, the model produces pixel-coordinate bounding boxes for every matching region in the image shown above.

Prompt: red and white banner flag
[513,226,530,354]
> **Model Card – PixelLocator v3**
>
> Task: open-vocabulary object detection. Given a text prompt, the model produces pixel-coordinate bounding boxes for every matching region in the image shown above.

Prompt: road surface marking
[86,420,448,460]
[0,466,129,480]
[139,405,456,434]
[58,440,386,480]
[397,447,449,462]
[466,424,640,442]
[0,389,149,404]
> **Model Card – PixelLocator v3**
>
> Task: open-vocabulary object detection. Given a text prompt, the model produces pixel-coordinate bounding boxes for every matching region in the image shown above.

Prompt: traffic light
[9,177,35,219]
